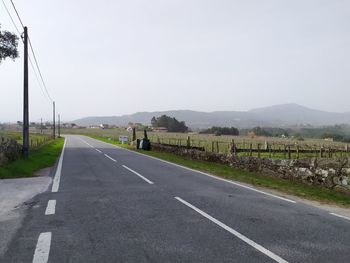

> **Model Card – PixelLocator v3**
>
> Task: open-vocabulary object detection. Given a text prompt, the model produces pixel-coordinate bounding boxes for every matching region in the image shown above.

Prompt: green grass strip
[0,138,64,179]
[89,135,350,206]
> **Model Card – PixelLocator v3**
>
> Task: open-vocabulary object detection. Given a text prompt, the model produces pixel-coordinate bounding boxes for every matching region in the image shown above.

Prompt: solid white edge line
[122,165,154,185]
[32,232,52,263]
[95,149,102,153]
[51,139,66,193]
[175,197,288,263]
[104,153,117,162]
[45,200,56,215]
[90,137,295,204]
[330,212,350,221]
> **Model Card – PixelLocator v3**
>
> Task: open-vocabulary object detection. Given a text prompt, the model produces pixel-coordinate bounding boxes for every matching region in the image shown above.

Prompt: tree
[200,126,239,136]
[0,25,19,63]
[151,117,157,128]
[151,115,188,132]
[250,127,272,137]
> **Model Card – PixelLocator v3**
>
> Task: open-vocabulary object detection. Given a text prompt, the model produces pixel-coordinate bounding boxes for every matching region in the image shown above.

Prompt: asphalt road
[2,135,350,263]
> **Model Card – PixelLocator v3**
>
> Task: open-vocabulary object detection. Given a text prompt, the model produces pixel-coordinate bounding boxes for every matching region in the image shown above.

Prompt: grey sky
[1,0,350,122]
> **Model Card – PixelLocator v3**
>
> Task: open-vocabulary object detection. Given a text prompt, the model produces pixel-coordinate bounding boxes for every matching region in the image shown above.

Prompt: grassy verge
[88,135,350,206]
[0,138,64,179]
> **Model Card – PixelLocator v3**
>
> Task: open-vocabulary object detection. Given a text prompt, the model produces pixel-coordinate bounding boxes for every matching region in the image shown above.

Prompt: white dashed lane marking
[32,232,52,263]
[45,200,56,215]
[104,153,117,162]
[122,165,154,185]
[175,197,288,263]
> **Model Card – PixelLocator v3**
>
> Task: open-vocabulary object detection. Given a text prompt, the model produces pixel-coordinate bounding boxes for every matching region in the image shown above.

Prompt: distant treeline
[200,126,239,136]
[239,125,350,143]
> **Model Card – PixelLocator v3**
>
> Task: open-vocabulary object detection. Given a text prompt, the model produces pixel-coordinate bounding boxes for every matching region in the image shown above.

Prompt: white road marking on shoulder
[122,165,154,184]
[52,139,66,193]
[330,212,350,221]
[45,200,56,215]
[175,197,288,263]
[104,153,117,162]
[95,149,102,153]
[32,232,52,263]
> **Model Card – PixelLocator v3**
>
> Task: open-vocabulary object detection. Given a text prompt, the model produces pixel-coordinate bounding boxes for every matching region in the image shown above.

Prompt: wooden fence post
[186,136,191,149]
[288,145,291,159]
[249,143,252,156]
[296,145,299,159]
[231,139,236,155]
[257,144,261,158]
[320,147,323,158]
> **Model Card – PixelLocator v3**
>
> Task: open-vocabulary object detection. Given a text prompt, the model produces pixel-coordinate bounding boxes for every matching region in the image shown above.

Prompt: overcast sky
[1,0,350,122]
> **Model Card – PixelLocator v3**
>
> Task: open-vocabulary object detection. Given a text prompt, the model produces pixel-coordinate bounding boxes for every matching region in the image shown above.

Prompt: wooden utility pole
[40,118,43,134]
[58,114,61,137]
[53,101,55,139]
[22,26,29,157]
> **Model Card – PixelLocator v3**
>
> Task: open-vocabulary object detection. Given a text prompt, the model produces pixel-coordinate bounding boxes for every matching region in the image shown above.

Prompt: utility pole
[58,114,61,137]
[53,101,55,139]
[22,26,29,157]
[40,118,43,134]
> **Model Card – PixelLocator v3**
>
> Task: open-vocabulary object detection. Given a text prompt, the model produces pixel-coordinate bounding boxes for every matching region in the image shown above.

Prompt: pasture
[62,127,350,159]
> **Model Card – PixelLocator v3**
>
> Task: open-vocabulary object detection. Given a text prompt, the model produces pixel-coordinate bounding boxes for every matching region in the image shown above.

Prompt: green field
[0,131,52,150]
[0,137,64,179]
[62,127,350,159]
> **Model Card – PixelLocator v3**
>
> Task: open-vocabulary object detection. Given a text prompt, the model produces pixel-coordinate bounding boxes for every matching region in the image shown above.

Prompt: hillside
[73,104,350,129]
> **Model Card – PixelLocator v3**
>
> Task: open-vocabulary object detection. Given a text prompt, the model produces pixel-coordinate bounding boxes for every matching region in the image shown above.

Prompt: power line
[9,0,24,28]
[1,0,52,104]
[28,37,53,102]
[1,0,21,37]
[3,0,54,103]
[29,57,51,103]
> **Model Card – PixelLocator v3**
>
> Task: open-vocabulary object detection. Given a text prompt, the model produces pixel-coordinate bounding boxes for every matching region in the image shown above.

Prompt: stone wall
[0,138,22,165]
[151,143,350,192]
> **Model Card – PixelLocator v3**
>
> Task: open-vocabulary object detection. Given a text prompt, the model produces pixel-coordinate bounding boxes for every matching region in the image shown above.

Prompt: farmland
[0,131,52,150]
[62,127,350,159]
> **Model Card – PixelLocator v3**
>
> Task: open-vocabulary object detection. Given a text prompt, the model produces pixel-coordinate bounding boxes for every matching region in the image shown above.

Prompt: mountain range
[73,103,350,129]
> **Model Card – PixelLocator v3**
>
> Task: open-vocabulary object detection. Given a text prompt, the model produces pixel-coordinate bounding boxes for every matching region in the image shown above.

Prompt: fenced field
[0,131,53,150]
[62,128,350,159]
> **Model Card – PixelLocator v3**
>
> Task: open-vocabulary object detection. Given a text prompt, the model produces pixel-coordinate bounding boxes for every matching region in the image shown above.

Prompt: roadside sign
[119,135,128,144]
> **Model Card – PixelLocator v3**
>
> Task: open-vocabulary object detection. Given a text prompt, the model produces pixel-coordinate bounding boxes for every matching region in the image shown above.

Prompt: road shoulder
[0,169,52,257]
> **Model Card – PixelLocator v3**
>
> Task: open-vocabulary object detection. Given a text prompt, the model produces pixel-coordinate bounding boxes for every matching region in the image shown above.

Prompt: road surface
[2,135,350,263]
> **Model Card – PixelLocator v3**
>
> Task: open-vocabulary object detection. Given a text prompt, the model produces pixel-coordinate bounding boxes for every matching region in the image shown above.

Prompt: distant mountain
[248,103,350,126]
[73,104,350,129]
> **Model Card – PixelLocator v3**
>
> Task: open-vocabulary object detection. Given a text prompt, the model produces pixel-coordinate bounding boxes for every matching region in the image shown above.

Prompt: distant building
[153,127,168,132]
[100,124,109,129]
[324,138,334,142]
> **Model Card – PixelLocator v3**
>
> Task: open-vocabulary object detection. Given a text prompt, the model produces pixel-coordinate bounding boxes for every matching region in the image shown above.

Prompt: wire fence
[0,132,54,165]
